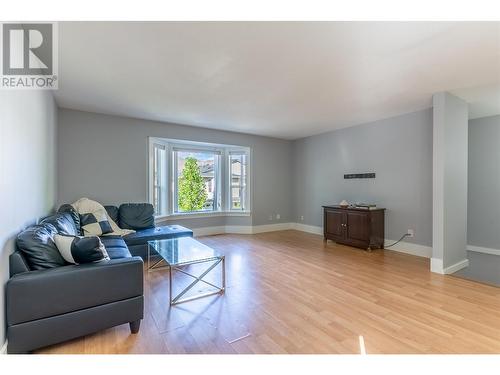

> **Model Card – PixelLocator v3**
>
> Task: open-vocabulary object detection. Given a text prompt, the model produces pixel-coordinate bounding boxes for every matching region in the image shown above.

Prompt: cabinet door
[345,211,370,243]
[325,210,345,239]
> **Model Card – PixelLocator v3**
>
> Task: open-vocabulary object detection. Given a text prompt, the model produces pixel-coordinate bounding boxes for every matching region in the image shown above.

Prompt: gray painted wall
[0,90,57,350]
[57,109,293,227]
[292,108,433,247]
[454,250,500,286]
[455,114,500,284]
[467,115,500,249]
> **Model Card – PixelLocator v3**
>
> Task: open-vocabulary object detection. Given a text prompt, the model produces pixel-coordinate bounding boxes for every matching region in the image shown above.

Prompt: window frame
[148,137,251,221]
[227,151,248,212]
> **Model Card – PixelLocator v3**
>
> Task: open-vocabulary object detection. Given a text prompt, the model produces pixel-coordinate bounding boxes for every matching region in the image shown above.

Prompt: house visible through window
[149,138,250,217]
[230,153,247,210]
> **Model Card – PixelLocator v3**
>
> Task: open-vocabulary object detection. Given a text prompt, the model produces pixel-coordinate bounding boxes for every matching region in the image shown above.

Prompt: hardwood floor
[36,230,500,354]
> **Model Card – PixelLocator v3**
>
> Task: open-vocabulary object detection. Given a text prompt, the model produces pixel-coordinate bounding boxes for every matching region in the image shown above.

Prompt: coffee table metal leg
[222,256,226,289]
[169,257,225,305]
[169,265,173,305]
[148,243,169,272]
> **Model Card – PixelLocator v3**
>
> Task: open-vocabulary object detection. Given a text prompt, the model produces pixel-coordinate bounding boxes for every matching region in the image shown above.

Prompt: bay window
[149,138,250,218]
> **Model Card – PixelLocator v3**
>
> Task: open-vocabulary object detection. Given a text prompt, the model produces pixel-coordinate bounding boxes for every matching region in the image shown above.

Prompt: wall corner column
[432,92,469,274]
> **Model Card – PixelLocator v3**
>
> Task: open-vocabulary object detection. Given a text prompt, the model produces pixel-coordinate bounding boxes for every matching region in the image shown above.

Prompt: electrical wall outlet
[268,215,273,221]
[407,229,414,238]
[300,215,304,221]
[276,214,280,220]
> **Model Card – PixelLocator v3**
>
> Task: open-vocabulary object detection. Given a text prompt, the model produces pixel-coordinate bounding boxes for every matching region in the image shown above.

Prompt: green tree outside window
[178,157,208,211]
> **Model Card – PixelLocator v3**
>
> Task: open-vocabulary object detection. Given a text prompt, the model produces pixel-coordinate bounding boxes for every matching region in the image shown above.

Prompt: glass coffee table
[147,237,225,305]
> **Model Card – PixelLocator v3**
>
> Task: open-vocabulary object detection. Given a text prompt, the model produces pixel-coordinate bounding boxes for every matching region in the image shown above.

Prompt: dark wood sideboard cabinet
[323,205,385,251]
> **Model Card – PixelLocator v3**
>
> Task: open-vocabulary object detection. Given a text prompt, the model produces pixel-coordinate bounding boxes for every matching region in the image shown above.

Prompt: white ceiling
[451,84,500,120]
[55,22,500,140]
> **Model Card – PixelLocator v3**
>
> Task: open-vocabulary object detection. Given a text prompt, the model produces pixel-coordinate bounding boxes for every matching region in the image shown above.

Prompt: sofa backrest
[118,203,155,230]
[16,222,67,270]
[14,211,80,272]
[41,212,79,236]
[57,204,81,234]
[12,202,156,275]
[57,202,155,231]
[104,205,119,224]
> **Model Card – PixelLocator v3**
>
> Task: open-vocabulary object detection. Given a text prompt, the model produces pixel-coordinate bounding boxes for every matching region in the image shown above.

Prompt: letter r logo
[2,23,53,75]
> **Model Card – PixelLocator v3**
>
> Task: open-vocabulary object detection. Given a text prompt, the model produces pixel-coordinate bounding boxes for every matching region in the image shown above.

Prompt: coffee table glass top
[148,237,222,266]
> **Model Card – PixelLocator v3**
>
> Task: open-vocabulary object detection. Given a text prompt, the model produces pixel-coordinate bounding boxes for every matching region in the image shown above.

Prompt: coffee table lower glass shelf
[147,237,225,305]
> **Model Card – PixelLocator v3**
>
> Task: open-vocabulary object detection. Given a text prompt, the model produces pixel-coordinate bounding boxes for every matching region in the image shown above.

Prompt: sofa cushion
[58,204,81,235]
[17,224,67,270]
[123,225,193,247]
[41,212,79,236]
[104,205,119,224]
[100,236,131,259]
[54,235,110,264]
[119,203,155,230]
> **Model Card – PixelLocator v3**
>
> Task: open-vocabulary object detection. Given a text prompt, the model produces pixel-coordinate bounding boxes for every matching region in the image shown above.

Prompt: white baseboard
[193,223,293,237]
[430,258,444,274]
[384,239,432,258]
[430,258,469,274]
[252,223,293,233]
[444,259,469,274]
[467,245,500,256]
[192,226,227,236]
[290,223,323,235]
[0,340,7,354]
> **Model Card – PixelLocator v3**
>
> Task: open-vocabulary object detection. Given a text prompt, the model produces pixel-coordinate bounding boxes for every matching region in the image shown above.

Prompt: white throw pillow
[54,234,110,264]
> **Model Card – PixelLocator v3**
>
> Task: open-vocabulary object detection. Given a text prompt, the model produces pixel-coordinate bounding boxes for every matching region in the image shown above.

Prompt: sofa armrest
[7,256,143,326]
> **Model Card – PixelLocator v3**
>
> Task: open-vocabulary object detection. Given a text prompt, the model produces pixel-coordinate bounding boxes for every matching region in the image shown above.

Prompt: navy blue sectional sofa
[6,203,192,353]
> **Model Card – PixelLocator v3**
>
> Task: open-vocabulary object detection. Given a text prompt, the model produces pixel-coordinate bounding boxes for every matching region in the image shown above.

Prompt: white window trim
[148,137,252,221]
[227,151,248,212]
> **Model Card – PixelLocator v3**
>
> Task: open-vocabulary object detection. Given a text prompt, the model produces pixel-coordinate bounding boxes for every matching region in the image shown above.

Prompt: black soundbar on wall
[344,173,376,179]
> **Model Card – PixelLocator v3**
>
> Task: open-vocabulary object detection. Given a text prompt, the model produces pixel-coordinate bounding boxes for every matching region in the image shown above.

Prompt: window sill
[155,211,251,223]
